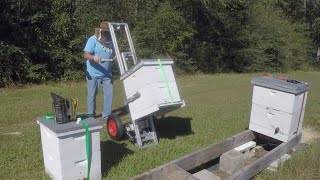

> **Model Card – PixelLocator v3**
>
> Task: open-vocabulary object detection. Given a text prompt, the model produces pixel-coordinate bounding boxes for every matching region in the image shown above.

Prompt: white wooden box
[37,117,102,180]
[249,76,310,142]
[120,59,185,121]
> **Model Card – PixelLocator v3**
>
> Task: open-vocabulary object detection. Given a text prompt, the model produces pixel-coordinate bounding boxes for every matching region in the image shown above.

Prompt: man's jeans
[87,76,113,119]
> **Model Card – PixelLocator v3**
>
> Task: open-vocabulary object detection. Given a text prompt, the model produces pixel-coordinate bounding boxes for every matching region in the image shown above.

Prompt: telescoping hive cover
[251,76,311,95]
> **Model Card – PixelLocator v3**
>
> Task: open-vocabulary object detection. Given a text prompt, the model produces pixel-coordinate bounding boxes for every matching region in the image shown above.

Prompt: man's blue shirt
[84,35,114,79]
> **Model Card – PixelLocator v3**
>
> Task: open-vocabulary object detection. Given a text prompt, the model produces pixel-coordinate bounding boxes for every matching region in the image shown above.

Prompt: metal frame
[108,22,138,75]
[108,22,158,147]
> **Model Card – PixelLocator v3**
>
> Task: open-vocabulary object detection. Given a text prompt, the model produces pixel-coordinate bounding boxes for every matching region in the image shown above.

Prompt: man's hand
[93,56,101,62]
[83,52,101,62]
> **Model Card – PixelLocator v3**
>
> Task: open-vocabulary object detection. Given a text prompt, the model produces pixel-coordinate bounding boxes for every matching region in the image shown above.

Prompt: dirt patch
[301,127,320,144]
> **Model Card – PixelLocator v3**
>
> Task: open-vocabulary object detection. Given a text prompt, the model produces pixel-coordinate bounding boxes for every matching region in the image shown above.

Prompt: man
[83,21,114,120]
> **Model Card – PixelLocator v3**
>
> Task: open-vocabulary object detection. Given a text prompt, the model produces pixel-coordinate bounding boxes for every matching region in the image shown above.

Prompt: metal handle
[101,57,116,62]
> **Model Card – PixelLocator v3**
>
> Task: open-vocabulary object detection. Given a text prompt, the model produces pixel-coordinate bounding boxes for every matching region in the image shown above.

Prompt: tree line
[1,0,320,87]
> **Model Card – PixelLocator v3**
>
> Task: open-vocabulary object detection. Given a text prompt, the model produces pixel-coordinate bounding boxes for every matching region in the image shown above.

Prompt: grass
[0,71,319,179]
[256,139,320,180]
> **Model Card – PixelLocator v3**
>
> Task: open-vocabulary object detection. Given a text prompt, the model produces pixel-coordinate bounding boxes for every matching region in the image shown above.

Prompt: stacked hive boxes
[120,59,185,121]
[37,117,102,180]
[249,76,310,142]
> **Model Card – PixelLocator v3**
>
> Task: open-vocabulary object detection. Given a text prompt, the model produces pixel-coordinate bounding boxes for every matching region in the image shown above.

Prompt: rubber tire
[107,114,124,141]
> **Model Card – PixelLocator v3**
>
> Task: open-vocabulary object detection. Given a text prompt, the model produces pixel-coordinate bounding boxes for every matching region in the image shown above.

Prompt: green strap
[44,113,55,121]
[79,119,90,180]
[157,59,174,104]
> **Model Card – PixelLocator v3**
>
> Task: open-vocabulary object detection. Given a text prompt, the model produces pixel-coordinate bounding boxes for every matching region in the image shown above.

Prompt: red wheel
[107,114,124,141]
[108,119,117,137]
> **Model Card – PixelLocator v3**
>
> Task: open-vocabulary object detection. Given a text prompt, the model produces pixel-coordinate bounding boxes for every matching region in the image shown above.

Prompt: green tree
[132,2,194,71]
[279,0,320,68]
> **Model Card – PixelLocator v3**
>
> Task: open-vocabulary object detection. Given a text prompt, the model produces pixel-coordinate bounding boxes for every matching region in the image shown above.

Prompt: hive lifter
[106,22,185,147]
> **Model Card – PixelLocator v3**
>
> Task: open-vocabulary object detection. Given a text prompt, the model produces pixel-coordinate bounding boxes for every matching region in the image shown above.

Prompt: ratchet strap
[78,118,90,180]
[157,59,173,104]
[44,113,55,121]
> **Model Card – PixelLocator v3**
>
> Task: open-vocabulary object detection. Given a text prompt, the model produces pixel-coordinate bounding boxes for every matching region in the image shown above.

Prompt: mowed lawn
[0,72,319,180]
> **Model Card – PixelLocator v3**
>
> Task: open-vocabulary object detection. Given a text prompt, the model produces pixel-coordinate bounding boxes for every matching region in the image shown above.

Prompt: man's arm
[84,36,101,62]
[84,52,101,62]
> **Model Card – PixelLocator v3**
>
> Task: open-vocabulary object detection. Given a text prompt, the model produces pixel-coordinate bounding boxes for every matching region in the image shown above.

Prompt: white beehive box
[249,76,310,142]
[37,117,102,180]
[120,59,185,121]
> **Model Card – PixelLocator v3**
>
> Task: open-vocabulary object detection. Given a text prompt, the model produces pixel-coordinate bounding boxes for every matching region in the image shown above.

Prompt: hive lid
[37,116,102,137]
[251,76,311,95]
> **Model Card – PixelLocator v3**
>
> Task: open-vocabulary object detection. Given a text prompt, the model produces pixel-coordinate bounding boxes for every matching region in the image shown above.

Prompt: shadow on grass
[100,140,133,177]
[155,116,194,139]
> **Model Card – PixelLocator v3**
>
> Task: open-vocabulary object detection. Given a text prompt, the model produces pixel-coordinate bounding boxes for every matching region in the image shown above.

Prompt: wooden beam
[174,130,255,170]
[163,164,199,180]
[129,164,199,180]
[129,168,169,180]
[129,130,255,180]
[226,133,302,180]
[130,131,302,180]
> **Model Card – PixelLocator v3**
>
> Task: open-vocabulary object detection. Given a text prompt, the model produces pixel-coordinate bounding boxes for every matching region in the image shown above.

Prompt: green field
[0,72,319,179]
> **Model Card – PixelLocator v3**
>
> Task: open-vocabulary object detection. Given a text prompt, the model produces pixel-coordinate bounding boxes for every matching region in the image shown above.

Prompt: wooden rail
[130,130,301,180]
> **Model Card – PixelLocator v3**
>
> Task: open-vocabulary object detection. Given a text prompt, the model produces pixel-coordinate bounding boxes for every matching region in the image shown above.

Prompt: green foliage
[279,0,306,21]
[0,0,319,86]
[279,0,320,68]
[133,2,193,61]
[240,1,311,72]
[0,0,84,85]
[0,42,31,87]
[312,17,320,43]
[26,64,51,83]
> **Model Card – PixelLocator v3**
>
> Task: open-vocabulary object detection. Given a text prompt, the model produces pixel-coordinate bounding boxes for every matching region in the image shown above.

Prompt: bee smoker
[50,92,70,124]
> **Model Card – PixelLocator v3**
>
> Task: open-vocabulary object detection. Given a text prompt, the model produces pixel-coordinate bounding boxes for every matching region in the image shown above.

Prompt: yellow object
[68,97,78,121]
